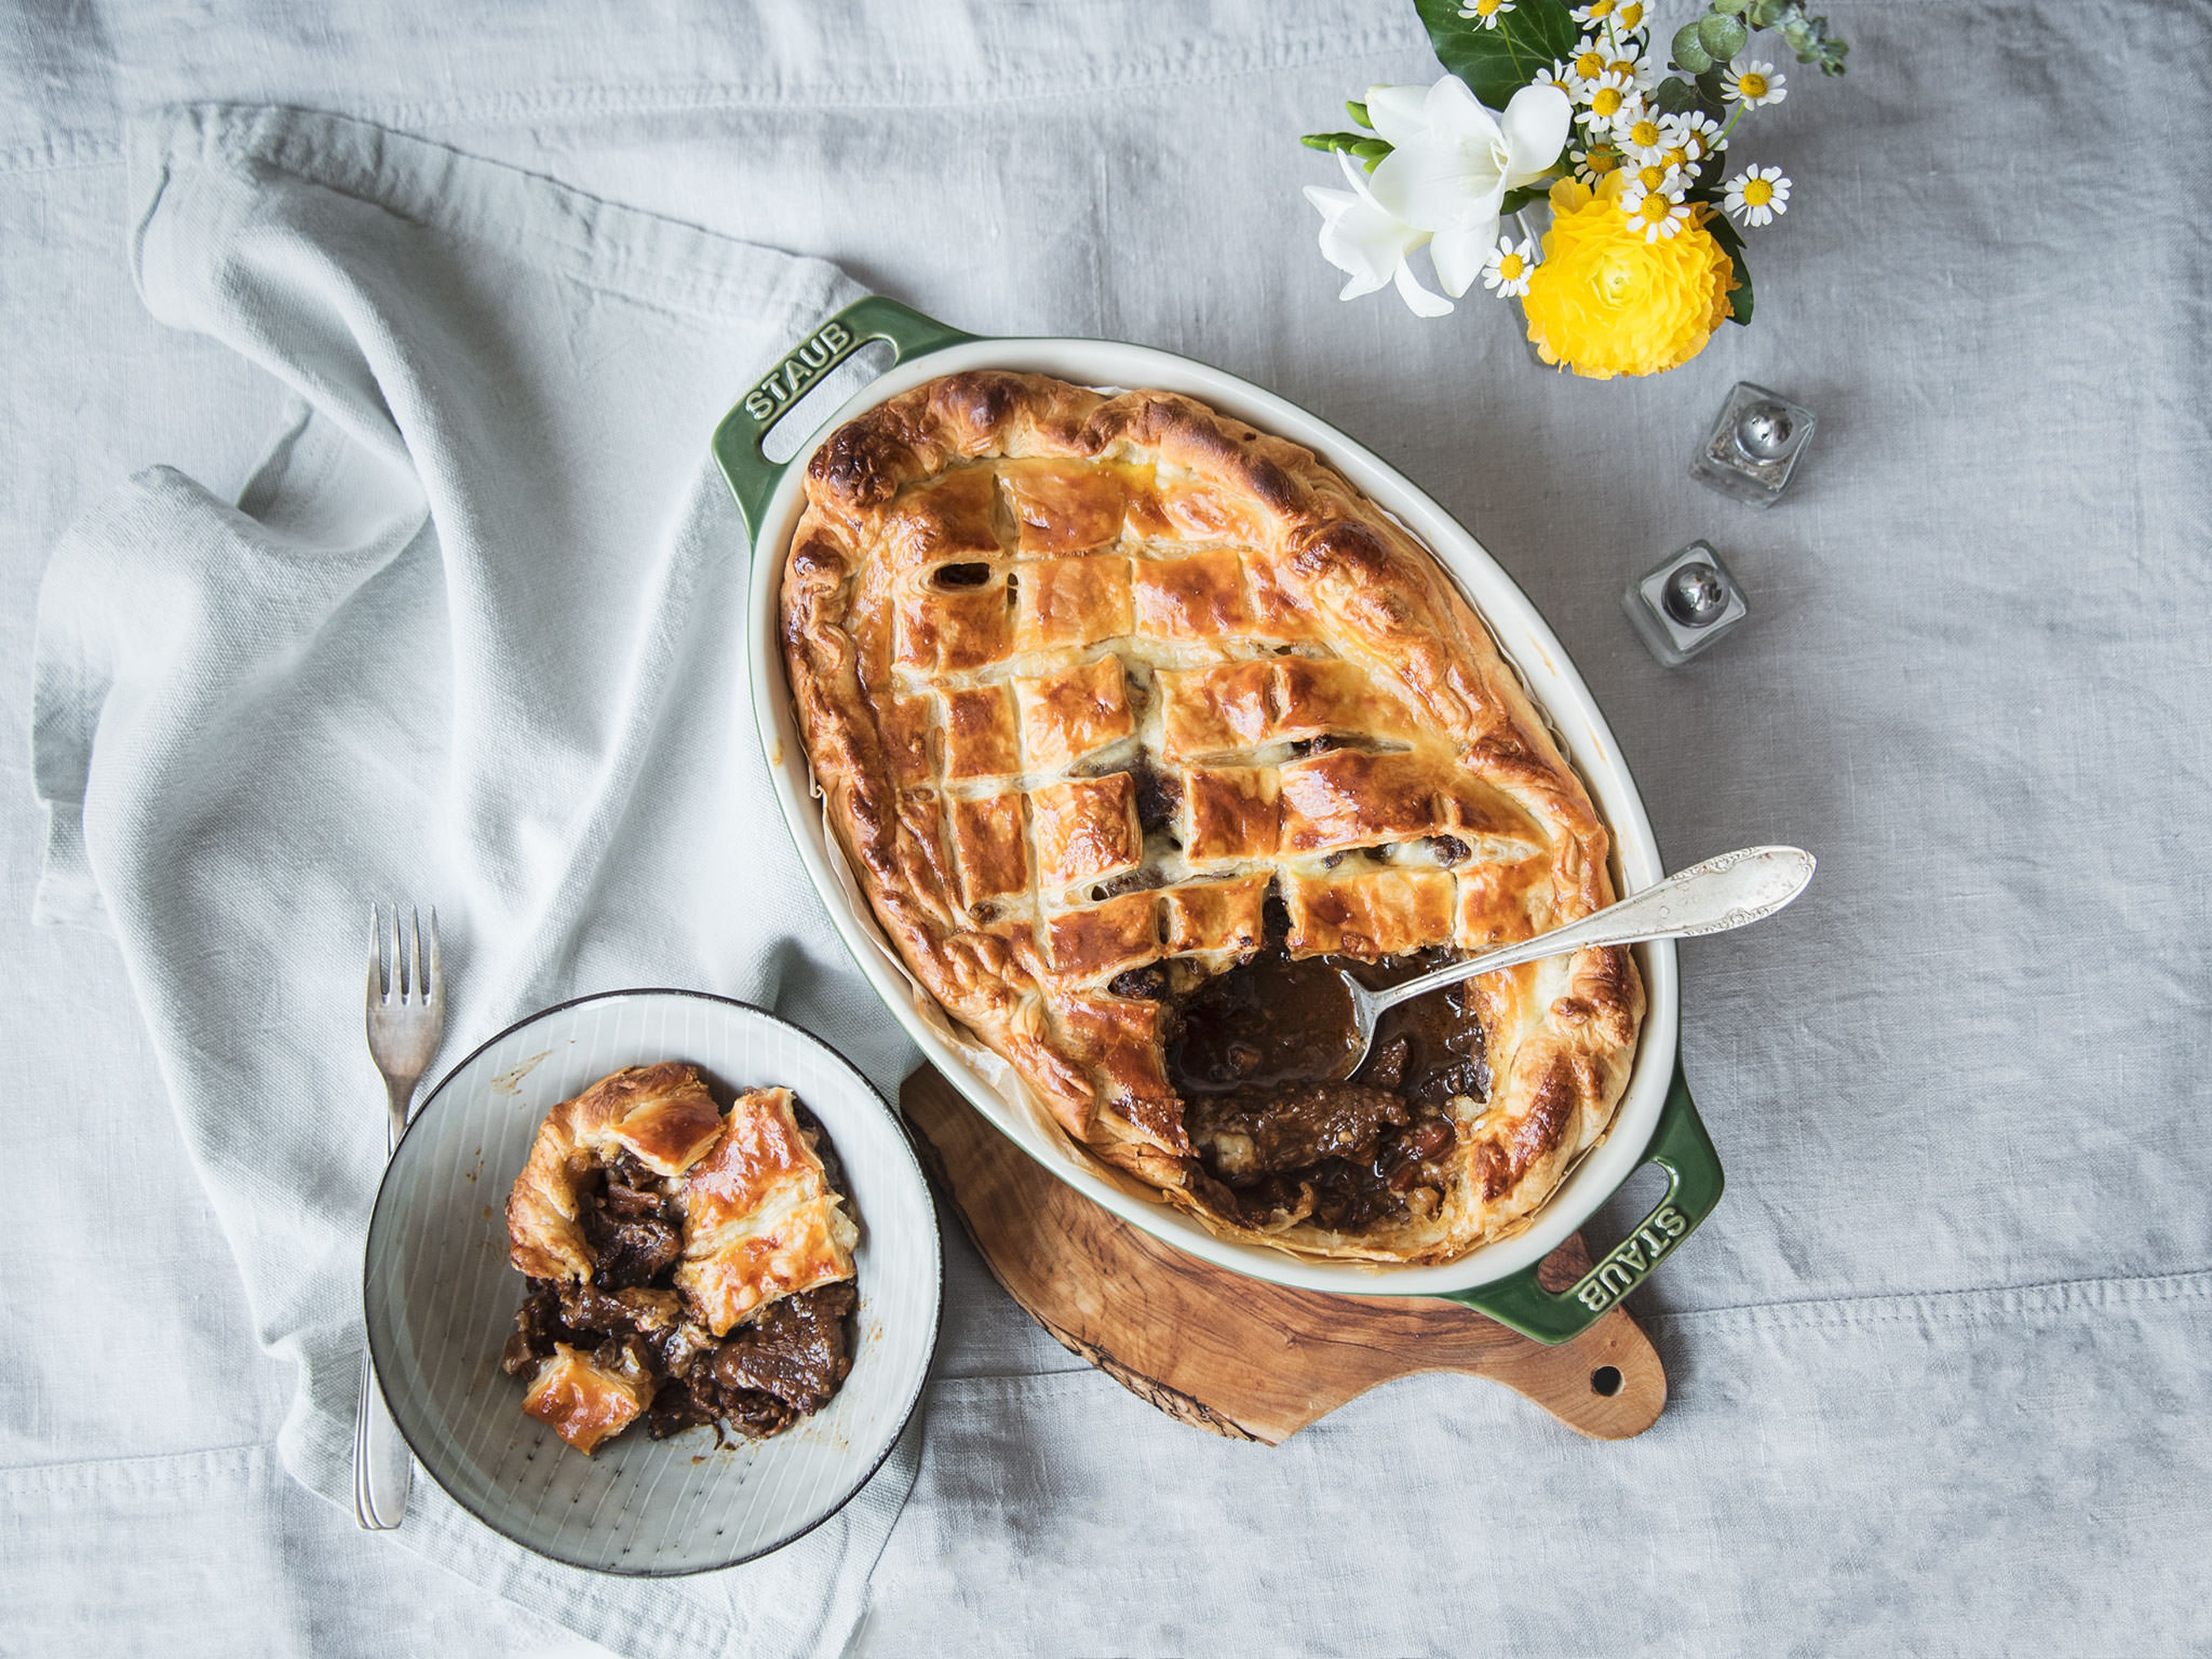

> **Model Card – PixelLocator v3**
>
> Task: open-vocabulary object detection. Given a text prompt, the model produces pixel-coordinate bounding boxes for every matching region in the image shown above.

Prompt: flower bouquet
[1302,0,1847,377]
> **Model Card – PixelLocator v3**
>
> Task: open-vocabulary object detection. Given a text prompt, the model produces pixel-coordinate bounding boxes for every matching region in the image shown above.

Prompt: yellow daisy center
[1586,0,1615,16]
[1574,49,1607,78]
[1660,145,1691,171]
[1611,58,1639,77]
[1586,147,1619,174]
[1633,195,1676,227]
[1741,177,1774,206]
[1619,2,1644,25]
[1626,119,1661,149]
[1590,86,1624,118]
[1635,164,1669,193]
[1738,71,1768,99]
[1498,252,1527,280]
[1476,0,1502,14]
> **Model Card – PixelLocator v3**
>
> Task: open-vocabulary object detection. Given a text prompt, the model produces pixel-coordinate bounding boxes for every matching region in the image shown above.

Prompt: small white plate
[363,988,941,1575]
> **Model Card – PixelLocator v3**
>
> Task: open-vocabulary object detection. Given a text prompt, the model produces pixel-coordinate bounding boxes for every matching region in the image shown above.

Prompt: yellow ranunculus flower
[1522,177,1737,378]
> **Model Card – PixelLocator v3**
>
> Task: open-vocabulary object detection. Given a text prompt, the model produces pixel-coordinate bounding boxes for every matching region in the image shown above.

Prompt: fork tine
[388,904,406,1002]
[424,907,444,1010]
[407,907,423,1006]
[366,904,384,1003]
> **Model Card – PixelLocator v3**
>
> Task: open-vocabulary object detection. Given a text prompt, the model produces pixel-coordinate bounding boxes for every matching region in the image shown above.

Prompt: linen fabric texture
[30,103,907,1657]
[9,2,2212,1655]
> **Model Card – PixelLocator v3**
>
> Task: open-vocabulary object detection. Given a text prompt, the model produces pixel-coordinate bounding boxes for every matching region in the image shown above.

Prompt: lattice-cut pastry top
[782,371,1643,1264]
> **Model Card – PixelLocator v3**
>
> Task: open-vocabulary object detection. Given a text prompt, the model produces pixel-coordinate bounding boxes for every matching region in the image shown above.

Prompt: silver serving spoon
[1323,844,1816,1081]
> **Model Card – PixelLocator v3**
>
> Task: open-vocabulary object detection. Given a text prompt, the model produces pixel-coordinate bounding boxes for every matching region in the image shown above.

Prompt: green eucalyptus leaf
[1346,100,1372,129]
[1711,0,1752,14]
[1412,0,1579,108]
[1671,26,1713,73]
[1819,39,1849,74]
[1698,14,1749,59]
[1748,0,1787,26]
[1656,73,1700,111]
[1500,183,1549,215]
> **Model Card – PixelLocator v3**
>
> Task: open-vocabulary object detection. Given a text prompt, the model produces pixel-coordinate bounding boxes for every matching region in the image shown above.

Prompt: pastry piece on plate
[501,1068,860,1456]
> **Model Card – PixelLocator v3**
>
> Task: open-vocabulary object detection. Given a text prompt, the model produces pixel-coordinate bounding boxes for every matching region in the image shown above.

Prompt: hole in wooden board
[1590,1365,1624,1397]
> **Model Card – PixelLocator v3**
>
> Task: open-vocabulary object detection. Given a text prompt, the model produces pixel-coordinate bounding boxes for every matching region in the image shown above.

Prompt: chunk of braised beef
[710,1283,857,1416]
[1361,1035,1410,1092]
[558,1282,641,1337]
[582,1208,682,1290]
[1185,1082,1408,1177]
[1127,756,1183,834]
[502,1281,568,1376]
[1109,964,1168,1001]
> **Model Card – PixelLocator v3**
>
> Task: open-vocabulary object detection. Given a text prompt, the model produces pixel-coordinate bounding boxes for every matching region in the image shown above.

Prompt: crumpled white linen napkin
[31,102,925,1657]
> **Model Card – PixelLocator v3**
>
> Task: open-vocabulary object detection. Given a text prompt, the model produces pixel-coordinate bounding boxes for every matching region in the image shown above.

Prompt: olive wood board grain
[900,1066,1667,1444]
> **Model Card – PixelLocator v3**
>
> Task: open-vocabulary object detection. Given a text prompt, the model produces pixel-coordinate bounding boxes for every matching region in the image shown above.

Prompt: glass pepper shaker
[1623,541,1748,666]
[1691,381,1816,506]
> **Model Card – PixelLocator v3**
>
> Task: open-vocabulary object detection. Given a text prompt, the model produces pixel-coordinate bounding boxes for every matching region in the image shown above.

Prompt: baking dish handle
[1436,1062,1724,1344]
[711,295,978,541]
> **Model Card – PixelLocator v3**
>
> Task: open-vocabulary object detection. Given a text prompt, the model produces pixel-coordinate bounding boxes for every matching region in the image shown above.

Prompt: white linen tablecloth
[5,3,2209,1655]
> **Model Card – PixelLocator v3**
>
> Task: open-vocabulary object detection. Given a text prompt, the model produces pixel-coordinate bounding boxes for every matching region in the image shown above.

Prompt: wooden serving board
[900,1066,1666,1443]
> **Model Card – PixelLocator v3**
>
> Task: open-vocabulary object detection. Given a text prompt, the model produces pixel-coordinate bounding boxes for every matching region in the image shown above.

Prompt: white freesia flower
[1363,76,1572,297]
[1303,151,1453,316]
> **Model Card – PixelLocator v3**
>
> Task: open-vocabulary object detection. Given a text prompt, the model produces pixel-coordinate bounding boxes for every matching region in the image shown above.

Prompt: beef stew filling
[1166,947,1488,1234]
[502,1115,858,1446]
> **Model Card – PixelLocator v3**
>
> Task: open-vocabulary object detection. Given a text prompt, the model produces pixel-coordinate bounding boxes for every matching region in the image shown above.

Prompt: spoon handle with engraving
[1363,846,1816,1017]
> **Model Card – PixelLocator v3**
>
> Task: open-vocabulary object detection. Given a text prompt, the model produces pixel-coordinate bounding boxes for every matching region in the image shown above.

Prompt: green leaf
[1500,183,1550,215]
[1670,25,1713,73]
[1413,0,1580,109]
[1705,213,1755,325]
[1819,39,1849,75]
[1711,0,1753,13]
[1656,69,1702,107]
[1346,100,1372,129]
[1747,0,1787,26]
[1698,13,1749,59]
[1301,132,1394,169]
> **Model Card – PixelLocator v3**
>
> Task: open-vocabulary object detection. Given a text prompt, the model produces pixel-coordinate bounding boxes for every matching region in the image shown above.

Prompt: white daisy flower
[1613,108,1668,163]
[1570,142,1623,185]
[1480,234,1537,298]
[1723,164,1792,227]
[1570,0,1618,24]
[1609,45,1660,89]
[1566,36,1612,89]
[1667,111,1726,161]
[1618,161,1685,211]
[1578,71,1636,129]
[1612,1,1647,31]
[1456,0,1516,28]
[1624,185,1691,241]
[1532,59,1576,97]
[1724,56,1788,108]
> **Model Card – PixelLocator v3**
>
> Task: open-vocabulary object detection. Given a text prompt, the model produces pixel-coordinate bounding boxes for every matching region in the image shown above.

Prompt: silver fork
[355,904,445,1531]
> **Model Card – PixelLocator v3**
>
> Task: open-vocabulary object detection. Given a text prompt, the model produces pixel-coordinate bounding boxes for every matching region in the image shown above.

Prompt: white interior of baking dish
[741,336,1676,1296]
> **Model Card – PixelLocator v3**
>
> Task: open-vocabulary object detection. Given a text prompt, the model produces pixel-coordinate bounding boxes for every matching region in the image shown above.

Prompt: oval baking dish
[712,297,1721,1343]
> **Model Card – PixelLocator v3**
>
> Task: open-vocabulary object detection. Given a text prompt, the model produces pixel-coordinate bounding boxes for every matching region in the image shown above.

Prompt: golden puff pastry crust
[781,370,1643,1264]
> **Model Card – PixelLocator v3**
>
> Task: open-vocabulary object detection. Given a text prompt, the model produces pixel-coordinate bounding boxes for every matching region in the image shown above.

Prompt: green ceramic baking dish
[712,295,1722,1344]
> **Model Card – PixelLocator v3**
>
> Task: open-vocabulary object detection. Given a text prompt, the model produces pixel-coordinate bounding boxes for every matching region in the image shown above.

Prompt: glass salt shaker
[1691,381,1816,506]
[1623,541,1748,666]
